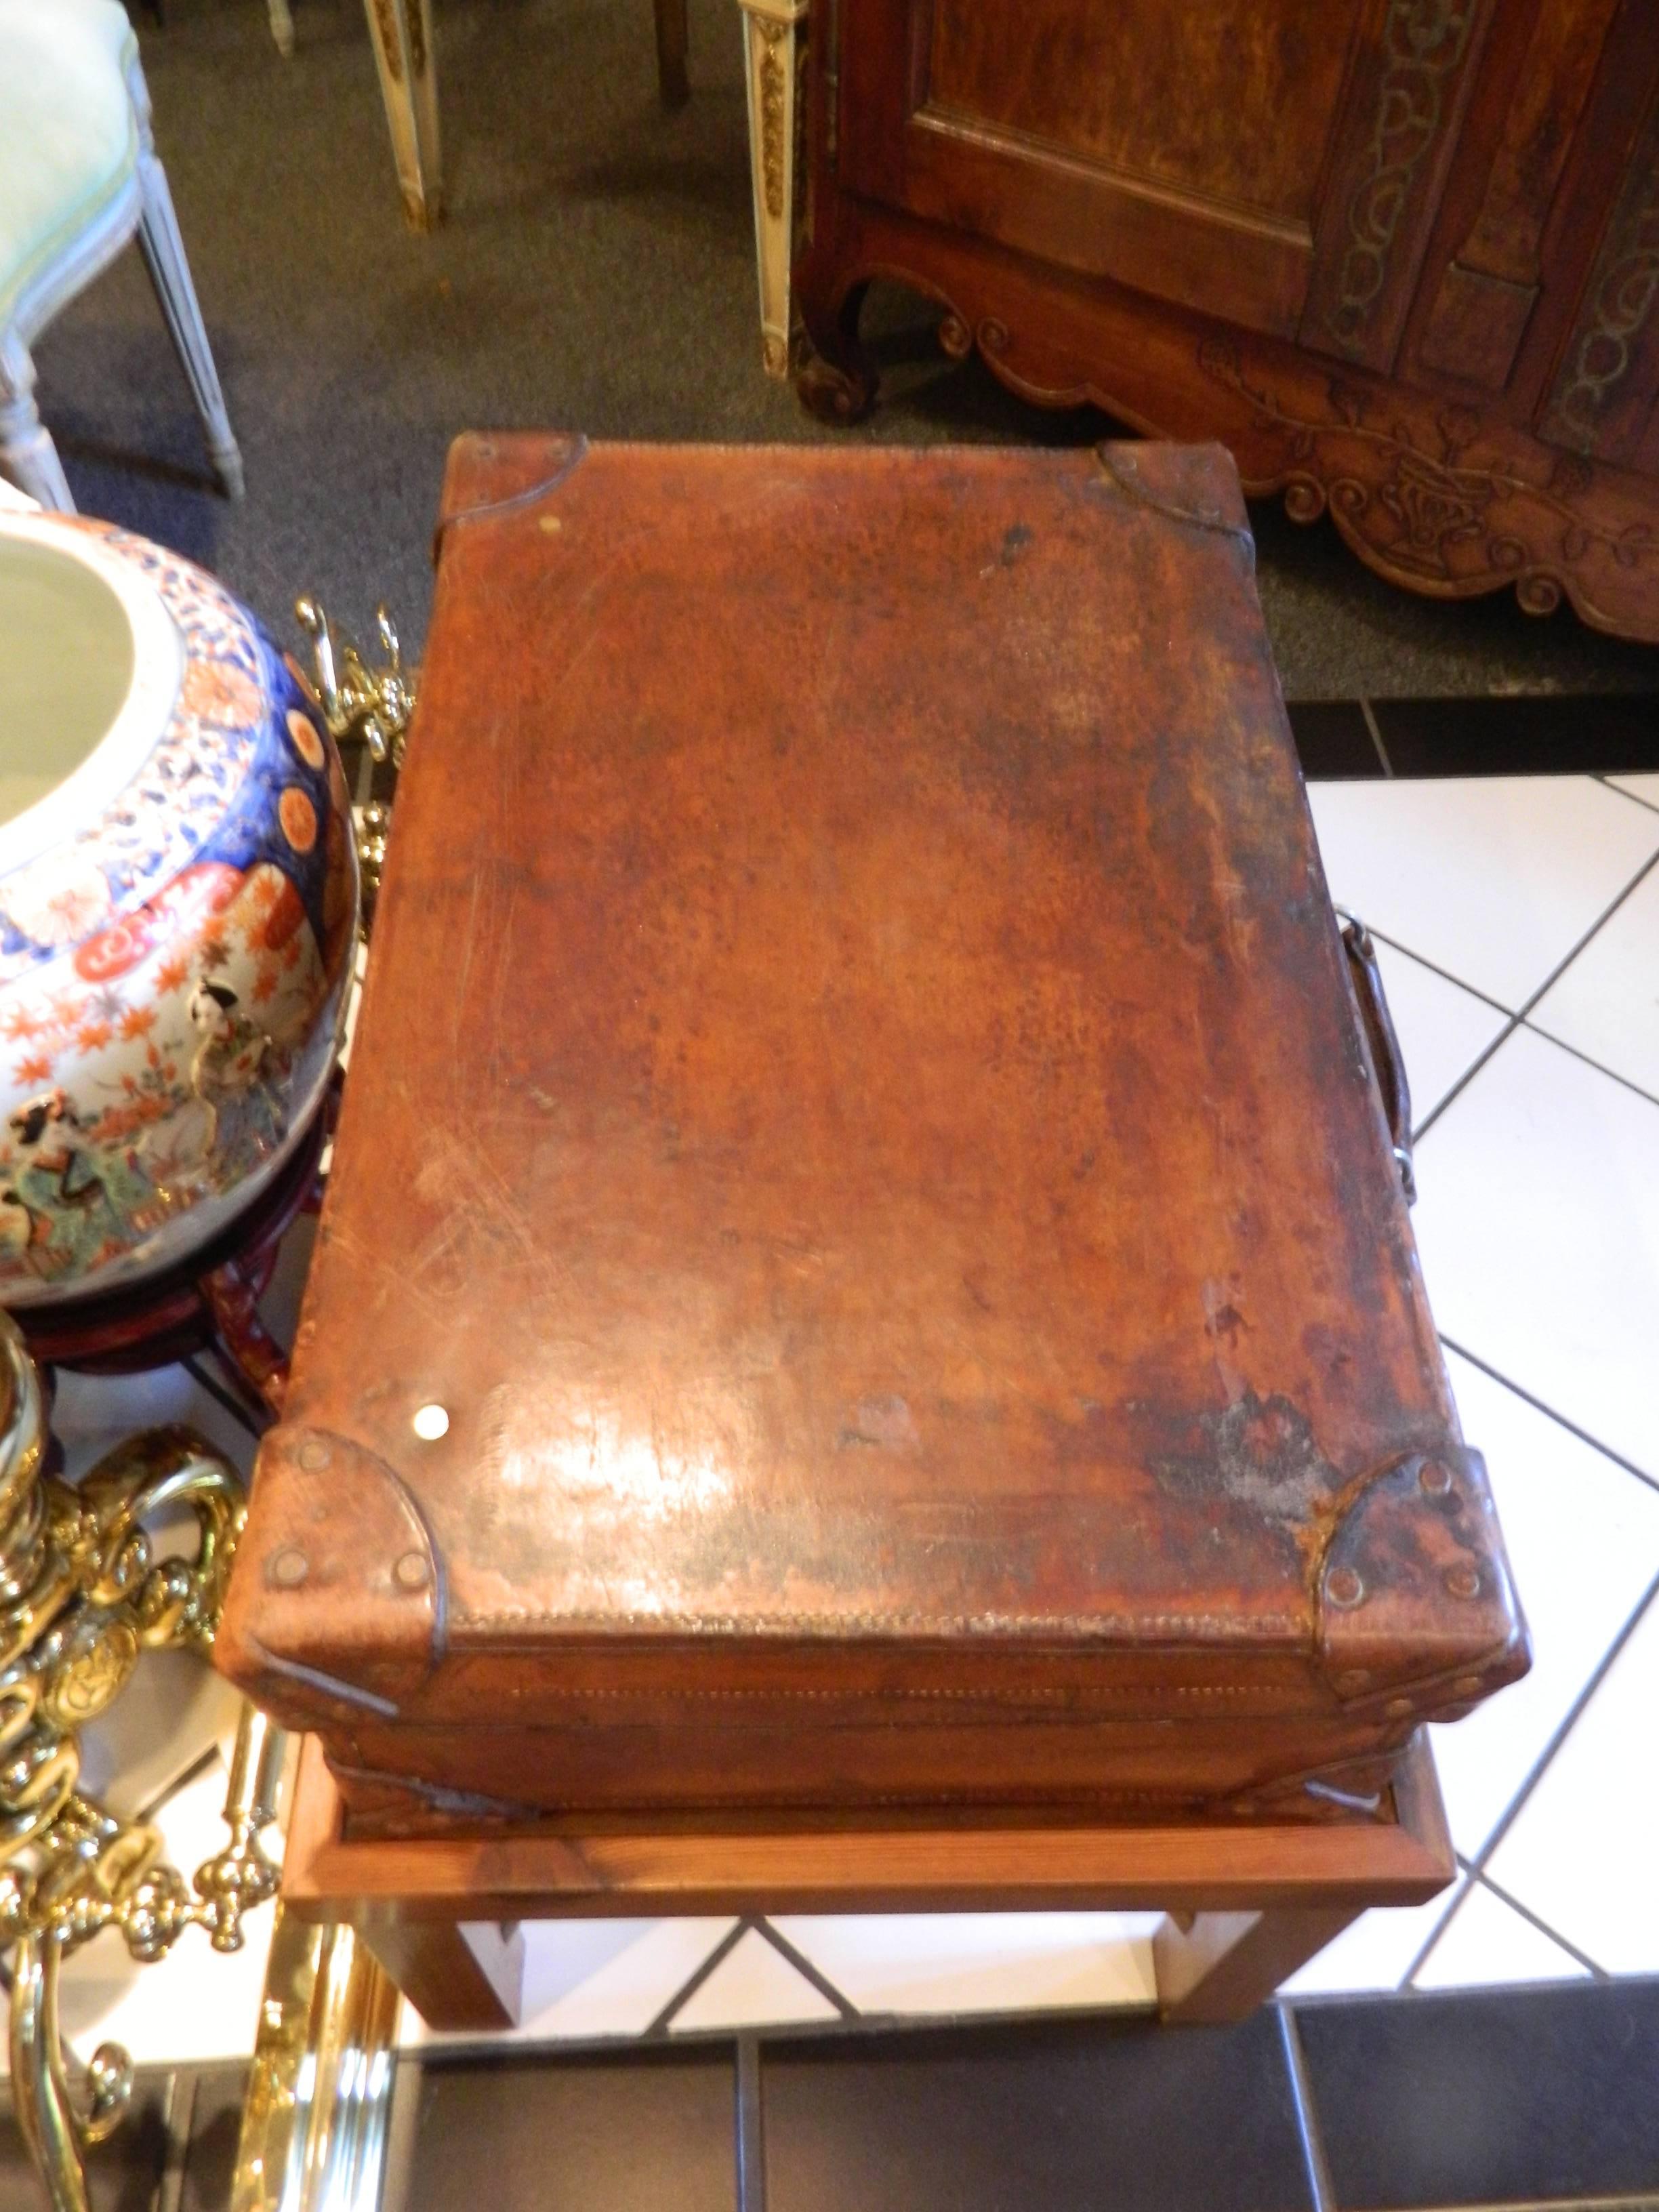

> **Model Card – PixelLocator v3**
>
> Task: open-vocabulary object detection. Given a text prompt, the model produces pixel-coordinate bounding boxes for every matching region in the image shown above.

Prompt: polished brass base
[233,1908,402,2212]
[0,1313,287,2212]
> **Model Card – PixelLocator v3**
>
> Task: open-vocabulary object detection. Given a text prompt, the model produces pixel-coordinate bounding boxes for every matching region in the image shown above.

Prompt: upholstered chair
[0,0,241,510]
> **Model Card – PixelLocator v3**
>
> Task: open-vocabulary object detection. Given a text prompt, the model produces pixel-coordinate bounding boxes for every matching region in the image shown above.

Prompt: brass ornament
[758,20,789,222]
[368,0,405,85]
[0,1313,287,2212]
[294,597,417,926]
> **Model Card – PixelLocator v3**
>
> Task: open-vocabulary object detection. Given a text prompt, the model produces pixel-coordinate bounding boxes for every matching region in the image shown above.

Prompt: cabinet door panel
[839,0,1374,339]
[1540,81,1659,464]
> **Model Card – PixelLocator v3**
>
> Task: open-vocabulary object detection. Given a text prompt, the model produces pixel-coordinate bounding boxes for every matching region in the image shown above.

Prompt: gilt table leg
[1153,1906,1359,2024]
[232,1910,401,2212]
[736,0,806,377]
[362,0,443,230]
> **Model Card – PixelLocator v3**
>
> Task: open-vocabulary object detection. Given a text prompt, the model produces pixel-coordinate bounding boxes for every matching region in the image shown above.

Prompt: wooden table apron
[279,1732,1454,2028]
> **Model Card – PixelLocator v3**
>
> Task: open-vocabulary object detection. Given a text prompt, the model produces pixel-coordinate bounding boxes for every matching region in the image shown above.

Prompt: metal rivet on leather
[1385,1696,1413,1719]
[1418,1460,1453,1496]
[412,1402,450,1441]
[1445,1563,1481,1599]
[1452,1674,1483,1696]
[394,1550,431,1592]
[268,1547,308,1590]
[1326,1566,1364,1608]
[297,1438,331,1471]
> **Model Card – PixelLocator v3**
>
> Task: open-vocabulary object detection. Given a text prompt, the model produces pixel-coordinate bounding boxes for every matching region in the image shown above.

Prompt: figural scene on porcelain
[0,510,357,1306]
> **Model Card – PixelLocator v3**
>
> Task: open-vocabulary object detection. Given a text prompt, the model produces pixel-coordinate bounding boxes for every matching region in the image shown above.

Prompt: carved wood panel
[925,0,1359,224]
[1301,0,1498,374]
[1540,85,1659,463]
[1418,0,1622,390]
[840,0,1372,339]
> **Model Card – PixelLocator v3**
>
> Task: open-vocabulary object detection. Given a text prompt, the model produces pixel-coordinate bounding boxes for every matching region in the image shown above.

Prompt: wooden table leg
[357,1916,526,2032]
[736,0,807,376]
[654,0,690,106]
[1153,1906,1359,2024]
[362,0,443,229]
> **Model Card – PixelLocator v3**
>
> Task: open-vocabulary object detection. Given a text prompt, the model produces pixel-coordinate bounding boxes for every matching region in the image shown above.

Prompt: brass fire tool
[0,1311,287,2212]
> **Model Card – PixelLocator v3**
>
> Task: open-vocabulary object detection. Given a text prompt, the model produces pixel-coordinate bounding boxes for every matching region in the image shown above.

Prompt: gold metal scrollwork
[757,20,789,222]
[294,597,417,928]
[0,1314,287,2212]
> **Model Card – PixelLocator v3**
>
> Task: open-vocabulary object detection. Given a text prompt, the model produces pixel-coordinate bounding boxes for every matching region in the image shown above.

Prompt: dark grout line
[1456,1865,1611,1981]
[198,1340,279,1434]
[182,1353,265,1441]
[1411,844,1659,1147]
[1360,921,1514,1017]
[1397,1870,1475,1990]
[1510,848,1659,1027]
[1598,771,1659,817]
[1438,1334,1659,1499]
[643,1917,755,2039]
[1408,1013,1522,1145]
[152,2069,194,2212]
[1462,1568,1659,1885]
[736,2034,766,2212]
[134,1743,222,1828]
[1359,696,1393,777]
[752,1919,861,2021]
[1517,1016,1659,1115]
[1276,2002,1336,2212]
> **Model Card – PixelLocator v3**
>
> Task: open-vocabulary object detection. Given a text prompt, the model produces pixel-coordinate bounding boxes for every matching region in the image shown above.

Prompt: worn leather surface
[216,437,1528,1828]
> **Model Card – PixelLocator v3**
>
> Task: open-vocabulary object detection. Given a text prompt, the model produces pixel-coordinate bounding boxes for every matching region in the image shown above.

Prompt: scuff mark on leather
[1153,1390,1339,1524]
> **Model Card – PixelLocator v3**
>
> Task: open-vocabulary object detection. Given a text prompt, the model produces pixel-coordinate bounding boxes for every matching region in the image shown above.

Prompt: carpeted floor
[28,0,1659,697]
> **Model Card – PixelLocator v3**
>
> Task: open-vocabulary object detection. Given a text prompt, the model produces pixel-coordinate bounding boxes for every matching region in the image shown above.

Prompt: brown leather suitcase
[216,435,1528,1837]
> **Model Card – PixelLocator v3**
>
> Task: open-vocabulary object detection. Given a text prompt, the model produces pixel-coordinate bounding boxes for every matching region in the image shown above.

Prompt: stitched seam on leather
[450,1609,1308,1637]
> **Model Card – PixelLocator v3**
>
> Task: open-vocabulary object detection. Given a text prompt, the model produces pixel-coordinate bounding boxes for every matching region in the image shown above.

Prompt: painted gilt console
[769,0,1659,642]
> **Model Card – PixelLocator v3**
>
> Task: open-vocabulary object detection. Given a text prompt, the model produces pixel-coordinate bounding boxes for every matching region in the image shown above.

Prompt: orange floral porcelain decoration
[0,511,357,1304]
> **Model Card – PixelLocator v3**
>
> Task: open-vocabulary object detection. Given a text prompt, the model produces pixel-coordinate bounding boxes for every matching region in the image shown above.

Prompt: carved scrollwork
[757,20,789,222]
[1199,335,1659,611]
[1327,0,1479,350]
[1547,155,1659,451]
[369,0,403,83]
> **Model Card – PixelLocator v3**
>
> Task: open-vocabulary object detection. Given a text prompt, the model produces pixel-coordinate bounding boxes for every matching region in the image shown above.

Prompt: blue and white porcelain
[0,507,356,1304]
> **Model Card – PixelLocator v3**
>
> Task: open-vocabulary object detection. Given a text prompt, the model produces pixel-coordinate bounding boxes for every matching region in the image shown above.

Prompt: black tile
[0,2072,174,2212]
[1371,693,1659,777]
[402,2047,736,2212]
[178,2066,249,2212]
[1297,1978,1659,2207]
[1288,701,1385,780]
[762,2011,1312,2212]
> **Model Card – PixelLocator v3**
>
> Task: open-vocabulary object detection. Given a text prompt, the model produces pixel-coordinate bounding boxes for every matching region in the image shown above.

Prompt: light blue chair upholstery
[0,0,241,509]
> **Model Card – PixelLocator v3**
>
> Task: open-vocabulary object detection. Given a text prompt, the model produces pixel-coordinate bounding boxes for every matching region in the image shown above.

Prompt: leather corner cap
[1317,1446,1531,1721]
[1089,440,1252,544]
[214,1425,445,1721]
[434,430,589,554]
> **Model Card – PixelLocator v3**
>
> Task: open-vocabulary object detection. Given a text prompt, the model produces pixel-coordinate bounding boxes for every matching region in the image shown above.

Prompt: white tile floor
[5,769,1657,2073]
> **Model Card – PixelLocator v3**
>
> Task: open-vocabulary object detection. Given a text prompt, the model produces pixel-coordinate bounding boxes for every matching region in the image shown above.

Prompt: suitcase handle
[1339,914,1416,1205]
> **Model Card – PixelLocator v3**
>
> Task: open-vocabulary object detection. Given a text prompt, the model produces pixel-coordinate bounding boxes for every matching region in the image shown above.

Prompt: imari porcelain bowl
[0,509,356,1307]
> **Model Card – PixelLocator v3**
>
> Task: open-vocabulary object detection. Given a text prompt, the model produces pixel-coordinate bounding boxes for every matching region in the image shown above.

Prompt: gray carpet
[29,0,1659,697]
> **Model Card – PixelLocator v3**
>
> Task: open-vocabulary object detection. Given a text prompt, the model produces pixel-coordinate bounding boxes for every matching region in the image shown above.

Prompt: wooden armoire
[790,0,1659,642]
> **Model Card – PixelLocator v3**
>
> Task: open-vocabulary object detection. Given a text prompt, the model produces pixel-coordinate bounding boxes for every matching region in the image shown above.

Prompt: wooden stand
[15,1083,335,1423]
[281,1732,1454,2030]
